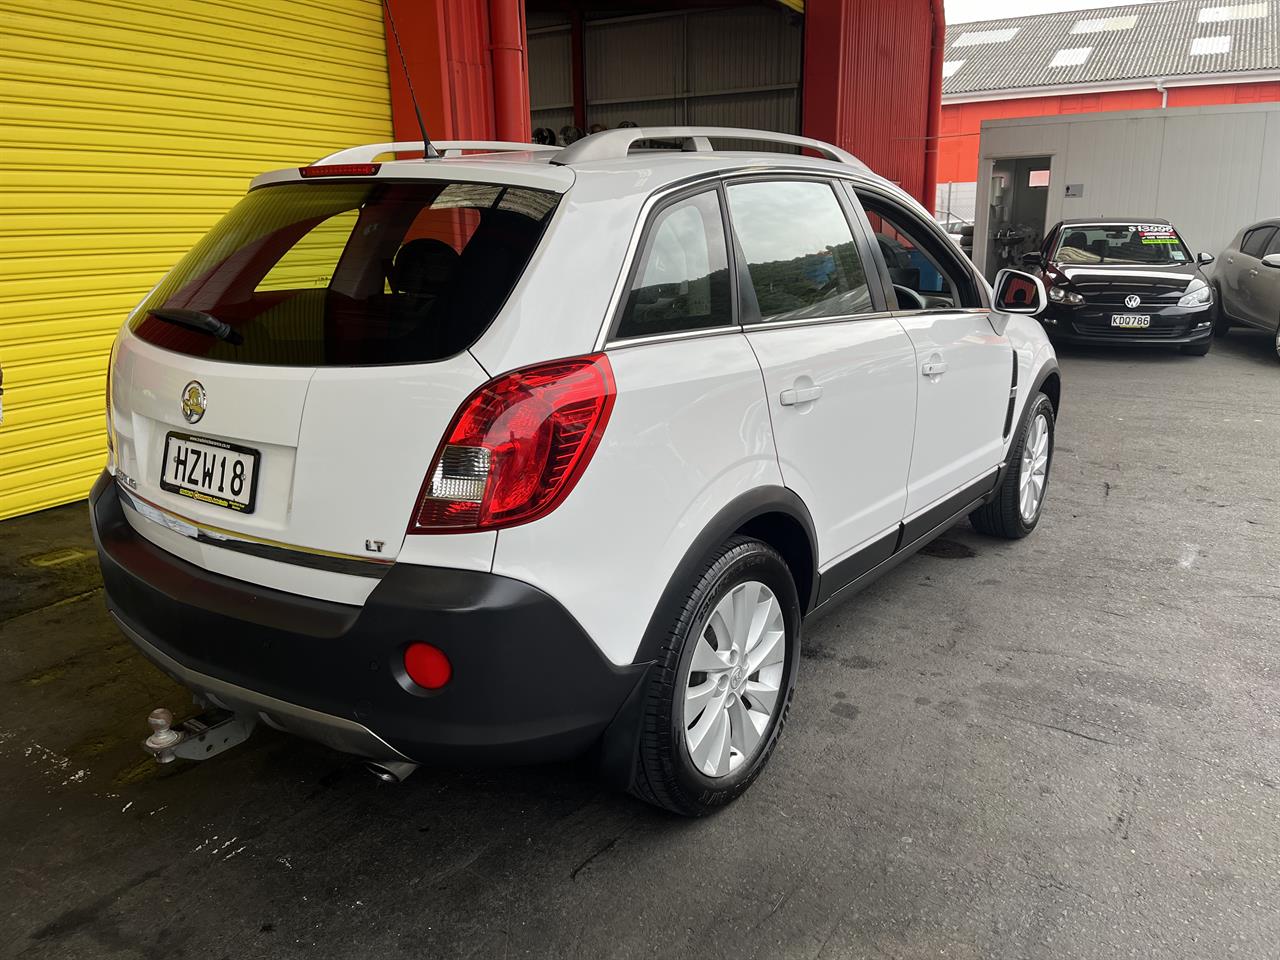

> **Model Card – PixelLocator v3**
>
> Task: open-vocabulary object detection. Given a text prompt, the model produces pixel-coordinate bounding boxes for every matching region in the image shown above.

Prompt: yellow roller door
[0,0,391,520]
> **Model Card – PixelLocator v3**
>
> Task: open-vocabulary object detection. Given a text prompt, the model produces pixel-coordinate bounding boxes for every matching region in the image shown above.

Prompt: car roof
[250,129,901,200]
[1059,217,1172,226]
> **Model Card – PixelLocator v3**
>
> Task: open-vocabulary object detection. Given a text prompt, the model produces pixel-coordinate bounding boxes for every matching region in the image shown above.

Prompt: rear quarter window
[615,189,732,340]
[128,181,559,366]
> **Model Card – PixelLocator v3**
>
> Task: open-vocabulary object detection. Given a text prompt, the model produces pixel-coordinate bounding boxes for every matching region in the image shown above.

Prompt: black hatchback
[1022,218,1216,356]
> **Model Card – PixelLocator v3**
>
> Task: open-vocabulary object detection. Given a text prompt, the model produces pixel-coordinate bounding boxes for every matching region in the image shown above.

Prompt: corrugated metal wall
[807,0,935,203]
[0,0,391,520]
[529,6,802,139]
[529,17,575,135]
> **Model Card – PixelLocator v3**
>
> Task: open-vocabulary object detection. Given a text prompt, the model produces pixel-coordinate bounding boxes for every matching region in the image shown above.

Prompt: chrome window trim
[887,306,991,318]
[742,309,900,333]
[605,323,742,350]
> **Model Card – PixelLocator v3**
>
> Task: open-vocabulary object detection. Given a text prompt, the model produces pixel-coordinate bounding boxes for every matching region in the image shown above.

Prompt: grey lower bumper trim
[110,611,409,763]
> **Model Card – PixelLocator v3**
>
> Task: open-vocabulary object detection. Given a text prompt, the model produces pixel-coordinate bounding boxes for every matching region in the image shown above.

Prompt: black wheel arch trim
[602,491,815,792]
[1015,360,1061,436]
[628,485,819,668]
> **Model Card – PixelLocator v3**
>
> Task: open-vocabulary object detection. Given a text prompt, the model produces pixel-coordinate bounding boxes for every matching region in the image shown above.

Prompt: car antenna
[382,0,439,160]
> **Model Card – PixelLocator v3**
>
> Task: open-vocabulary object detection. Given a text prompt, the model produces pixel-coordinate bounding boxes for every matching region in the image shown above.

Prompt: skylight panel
[1198,3,1268,23]
[953,27,1020,47]
[1190,35,1233,55]
[941,59,966,79]
[1070,15,1138,33]
[1049,46,1093,67]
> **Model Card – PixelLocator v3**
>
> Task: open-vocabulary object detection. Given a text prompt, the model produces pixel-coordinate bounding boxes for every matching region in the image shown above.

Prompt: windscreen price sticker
[1134,224,1178,244]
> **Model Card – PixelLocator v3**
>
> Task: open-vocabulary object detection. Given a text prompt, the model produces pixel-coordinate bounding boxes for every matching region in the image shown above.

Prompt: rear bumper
[90,472,647,765]
[1041,302,1214,345]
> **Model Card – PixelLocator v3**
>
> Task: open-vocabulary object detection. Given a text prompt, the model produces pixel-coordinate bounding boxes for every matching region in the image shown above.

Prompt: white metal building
[972,102,1280,279]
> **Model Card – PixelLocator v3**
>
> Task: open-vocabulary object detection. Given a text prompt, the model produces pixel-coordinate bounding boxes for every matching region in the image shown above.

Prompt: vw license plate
[160,432,260,513]
[1111,314,1151,329]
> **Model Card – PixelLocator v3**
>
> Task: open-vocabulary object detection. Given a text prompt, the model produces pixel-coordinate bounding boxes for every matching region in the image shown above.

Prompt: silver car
[1214,218,1280,360]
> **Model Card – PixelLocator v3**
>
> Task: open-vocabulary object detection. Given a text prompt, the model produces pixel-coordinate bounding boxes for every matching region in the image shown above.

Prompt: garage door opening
[985,156,1052,281]
[527,4,803,147]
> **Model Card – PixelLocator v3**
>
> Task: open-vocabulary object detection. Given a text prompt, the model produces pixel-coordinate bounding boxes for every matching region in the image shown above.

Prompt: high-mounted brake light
[410,355,616,533]
[298,163,381,178]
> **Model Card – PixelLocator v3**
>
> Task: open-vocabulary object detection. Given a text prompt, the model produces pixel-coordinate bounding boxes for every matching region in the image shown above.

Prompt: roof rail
[315,141,560,165]
[553,126,866,169]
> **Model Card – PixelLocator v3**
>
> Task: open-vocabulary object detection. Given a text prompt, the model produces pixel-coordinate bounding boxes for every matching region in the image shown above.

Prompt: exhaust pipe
[365,760,419,783]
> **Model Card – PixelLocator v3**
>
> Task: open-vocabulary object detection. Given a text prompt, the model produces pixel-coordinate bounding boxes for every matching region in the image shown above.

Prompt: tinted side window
[726,180,871,323]
[616,191,731,340]
[857,193,981,310]
[1242,226,1276,258]
[1267,229,1280,256]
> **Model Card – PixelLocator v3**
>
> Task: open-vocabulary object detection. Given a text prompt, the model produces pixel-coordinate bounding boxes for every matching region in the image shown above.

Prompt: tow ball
[142,707,257,764]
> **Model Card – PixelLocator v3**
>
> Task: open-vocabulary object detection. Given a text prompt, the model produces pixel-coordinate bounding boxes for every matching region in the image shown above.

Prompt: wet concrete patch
[918,538,976,559]
[829,702,861,721]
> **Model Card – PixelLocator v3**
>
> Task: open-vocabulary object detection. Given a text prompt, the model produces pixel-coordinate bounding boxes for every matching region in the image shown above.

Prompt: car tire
[628,536,801,816]
[970,392,1054,540]
[1274,323,1280,362]
[1180,338,1212,356]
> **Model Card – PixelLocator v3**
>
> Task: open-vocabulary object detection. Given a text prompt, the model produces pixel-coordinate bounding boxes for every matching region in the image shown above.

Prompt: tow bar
[142,707,257,764]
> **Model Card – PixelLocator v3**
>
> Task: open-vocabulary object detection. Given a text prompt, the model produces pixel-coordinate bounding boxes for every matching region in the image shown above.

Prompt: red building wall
[803,0,944,208]
[938,80,1280,185]
[383,0,531,145]
[384,1,944,208]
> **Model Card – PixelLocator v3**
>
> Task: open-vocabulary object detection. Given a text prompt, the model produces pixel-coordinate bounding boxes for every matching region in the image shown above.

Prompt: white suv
[93,128,1060,815]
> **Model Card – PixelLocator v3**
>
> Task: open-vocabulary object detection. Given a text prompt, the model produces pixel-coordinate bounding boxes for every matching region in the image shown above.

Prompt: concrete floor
[2,328,1277,960]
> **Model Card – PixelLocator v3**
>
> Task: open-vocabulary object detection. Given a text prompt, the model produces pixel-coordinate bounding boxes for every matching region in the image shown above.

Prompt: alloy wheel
[681,580,786,778]
[1019,412,1050,522]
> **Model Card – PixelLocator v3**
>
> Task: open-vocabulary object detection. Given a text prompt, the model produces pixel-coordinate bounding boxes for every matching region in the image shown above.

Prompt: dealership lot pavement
[2,329,1277,960]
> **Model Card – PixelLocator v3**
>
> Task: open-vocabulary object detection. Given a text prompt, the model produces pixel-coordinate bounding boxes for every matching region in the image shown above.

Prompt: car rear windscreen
[128,180,560,366]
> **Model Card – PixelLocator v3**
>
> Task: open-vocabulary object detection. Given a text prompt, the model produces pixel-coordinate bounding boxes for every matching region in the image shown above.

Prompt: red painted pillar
[383,1,454,142]
[802,0,939,209]
[800,0,848,151]
[922,0,945,214]
[383,0,531,145]
[489,0,531,141]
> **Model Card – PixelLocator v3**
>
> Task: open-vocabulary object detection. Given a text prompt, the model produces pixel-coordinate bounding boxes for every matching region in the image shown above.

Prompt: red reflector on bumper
[403,642,451,690]
[298,163,381,178]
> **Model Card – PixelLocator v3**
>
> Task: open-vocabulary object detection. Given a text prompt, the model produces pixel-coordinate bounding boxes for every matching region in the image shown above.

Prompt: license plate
[160,432,260,513]
[1111,314,1151,328]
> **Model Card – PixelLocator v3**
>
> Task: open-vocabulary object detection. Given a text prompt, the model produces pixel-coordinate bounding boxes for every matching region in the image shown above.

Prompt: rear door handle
[921,360,949,377]
[779,385,822,406]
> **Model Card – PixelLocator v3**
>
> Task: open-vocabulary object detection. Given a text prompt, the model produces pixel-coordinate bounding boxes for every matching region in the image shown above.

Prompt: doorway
[983,156,1051,282]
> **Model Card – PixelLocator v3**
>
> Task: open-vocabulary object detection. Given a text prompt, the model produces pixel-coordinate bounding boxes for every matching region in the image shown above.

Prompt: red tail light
[298,163,381,178]
[410,354,616,533]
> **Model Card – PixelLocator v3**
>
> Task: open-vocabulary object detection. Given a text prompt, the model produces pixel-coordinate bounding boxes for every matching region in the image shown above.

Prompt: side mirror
[992,268,1047,315]
[1261,253,1280,269]
[1197,252,1215,265]
[1020,252,1043,268]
